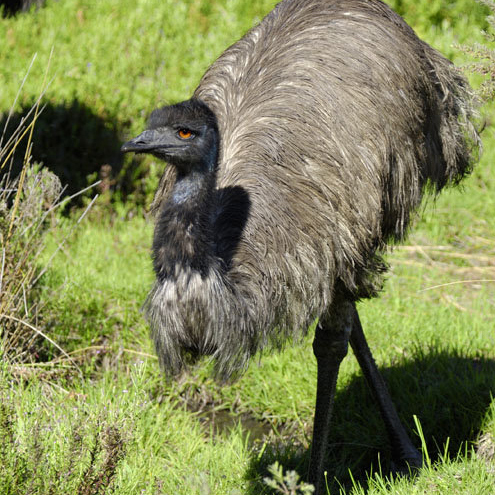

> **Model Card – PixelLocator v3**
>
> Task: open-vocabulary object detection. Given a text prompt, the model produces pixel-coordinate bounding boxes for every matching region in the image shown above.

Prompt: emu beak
[121,130,170,154]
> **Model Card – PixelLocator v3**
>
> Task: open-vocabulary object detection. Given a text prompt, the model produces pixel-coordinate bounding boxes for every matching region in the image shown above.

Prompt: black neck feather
[152,163,218,281]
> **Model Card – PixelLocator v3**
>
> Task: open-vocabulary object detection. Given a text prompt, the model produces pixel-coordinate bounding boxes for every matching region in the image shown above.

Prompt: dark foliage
[0,0,45,17]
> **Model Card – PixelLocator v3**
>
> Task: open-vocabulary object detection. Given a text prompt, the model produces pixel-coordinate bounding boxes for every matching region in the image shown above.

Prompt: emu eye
[178,129,194,140]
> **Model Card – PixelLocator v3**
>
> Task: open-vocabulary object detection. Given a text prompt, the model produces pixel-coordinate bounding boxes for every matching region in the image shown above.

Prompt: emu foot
[390,450,422,477]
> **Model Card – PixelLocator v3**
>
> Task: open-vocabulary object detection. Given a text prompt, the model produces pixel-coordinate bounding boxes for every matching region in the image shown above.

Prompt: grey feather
[139,0,480,379]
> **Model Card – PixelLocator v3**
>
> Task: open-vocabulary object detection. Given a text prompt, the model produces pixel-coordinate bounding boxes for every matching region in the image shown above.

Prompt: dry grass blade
[395,243,495,283]
[399,245,495,264]
[393,241,495,313]
[0,52,37,152]
[419,279,495,292]
[6,49,53,242]
[0,314,81,374]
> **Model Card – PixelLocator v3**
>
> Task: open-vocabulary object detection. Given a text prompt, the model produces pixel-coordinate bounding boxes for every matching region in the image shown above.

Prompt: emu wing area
[195,0,471,310]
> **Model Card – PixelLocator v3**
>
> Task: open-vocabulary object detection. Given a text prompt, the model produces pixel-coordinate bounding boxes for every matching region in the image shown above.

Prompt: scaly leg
[308,300,354,495]
[349,304,422,470]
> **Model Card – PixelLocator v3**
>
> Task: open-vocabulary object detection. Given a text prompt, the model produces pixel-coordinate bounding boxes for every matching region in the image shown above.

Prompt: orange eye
[178,129,193,139]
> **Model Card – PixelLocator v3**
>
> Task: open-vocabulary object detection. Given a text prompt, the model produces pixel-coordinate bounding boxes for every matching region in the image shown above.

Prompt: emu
[122,0,480,492]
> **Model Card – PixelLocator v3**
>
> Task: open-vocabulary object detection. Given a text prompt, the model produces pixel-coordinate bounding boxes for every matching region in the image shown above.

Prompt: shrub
[0,90,95,366]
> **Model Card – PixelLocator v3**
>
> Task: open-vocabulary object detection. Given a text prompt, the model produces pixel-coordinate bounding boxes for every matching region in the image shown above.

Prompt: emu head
[121,98,219,174]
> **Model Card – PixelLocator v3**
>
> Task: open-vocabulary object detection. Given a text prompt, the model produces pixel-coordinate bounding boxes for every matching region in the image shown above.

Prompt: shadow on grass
[245,348,495,494]
[1,99,124,198]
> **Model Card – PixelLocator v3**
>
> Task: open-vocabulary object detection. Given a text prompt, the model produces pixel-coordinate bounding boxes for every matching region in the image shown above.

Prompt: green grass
[1,0,495,494]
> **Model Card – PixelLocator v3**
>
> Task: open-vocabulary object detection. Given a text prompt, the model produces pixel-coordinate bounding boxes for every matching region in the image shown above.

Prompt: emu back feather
[147,0,480,378]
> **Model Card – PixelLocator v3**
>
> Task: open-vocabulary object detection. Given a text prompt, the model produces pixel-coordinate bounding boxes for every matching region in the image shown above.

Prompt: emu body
[122,0,479,492]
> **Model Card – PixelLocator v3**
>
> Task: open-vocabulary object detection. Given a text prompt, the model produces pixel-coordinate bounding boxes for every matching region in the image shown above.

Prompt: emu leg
[349,304,422,470]
[308,301,353,495]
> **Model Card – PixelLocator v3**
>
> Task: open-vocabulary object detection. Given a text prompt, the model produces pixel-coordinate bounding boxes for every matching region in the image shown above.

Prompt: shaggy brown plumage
[122,1,480,490]
[138,0,479,379]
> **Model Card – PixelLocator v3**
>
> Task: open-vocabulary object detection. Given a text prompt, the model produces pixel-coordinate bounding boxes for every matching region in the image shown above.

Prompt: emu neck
[153,166,217,280]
